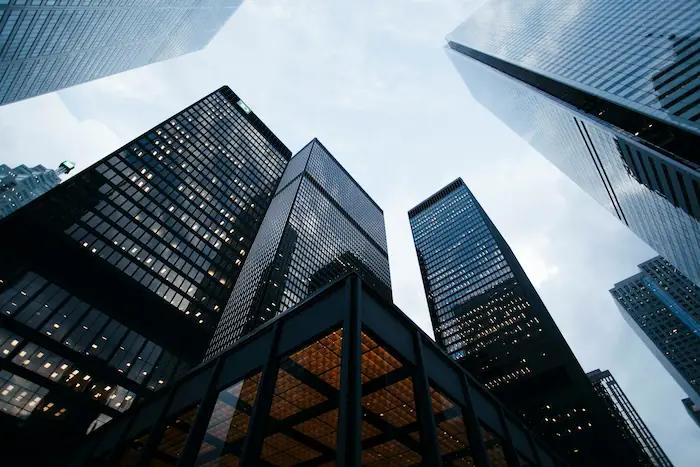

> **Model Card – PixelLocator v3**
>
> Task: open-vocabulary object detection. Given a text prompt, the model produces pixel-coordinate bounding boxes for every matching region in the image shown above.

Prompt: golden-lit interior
[152,404,200,466]
[430,387,475,466]
[260,329,343,466]
[482,424,509,467]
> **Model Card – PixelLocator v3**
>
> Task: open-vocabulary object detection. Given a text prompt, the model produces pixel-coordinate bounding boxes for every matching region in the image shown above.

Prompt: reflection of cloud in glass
[447,0,700,134]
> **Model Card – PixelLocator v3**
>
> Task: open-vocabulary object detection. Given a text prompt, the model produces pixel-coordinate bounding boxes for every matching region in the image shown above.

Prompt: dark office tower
[611,256,700,422]
[206,138,391,359]
[446,0,700,286]
[409,179,639,465]
[587,369,672,467]
[0,160,74,219]
[0,86,290,459]
[0,1,242,105]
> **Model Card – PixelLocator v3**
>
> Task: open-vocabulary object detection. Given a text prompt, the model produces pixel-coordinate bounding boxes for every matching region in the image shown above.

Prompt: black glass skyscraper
[0,0,242,105]
[0,86,289,459]
[446,0,700,286]
[611,256,700,423]
[409,179,639,465]
[206,138,391,359]
[587,369,672,467]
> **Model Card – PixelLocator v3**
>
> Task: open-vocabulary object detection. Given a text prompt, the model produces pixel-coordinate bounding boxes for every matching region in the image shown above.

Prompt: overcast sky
[0,1,697,464]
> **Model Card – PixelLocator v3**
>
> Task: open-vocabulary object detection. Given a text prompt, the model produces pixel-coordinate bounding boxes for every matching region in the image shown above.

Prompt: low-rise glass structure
[62,275,561,467]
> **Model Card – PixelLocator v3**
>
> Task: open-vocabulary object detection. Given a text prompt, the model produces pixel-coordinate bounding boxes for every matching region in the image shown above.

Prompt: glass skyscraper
[611,256,700,419]
[0,0,242,105]
[587,369,672,467]
[409,179,640,466]
[206,138,392,359]
[0,160,74,219]
[0,86,290,461]
[446,0,700,286]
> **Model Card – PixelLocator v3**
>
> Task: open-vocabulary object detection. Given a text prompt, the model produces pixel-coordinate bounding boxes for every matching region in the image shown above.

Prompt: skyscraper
[409,178,639,465]
[0,160,74,219]
[611,256,700,420]
[206,138,392,359]
[0,86,290,460]
[0,0,242,105]
[446,0,700,286]
[587,369,672,467]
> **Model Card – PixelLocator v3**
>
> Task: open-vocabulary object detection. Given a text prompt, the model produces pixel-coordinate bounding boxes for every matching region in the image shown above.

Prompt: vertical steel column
[412,331,443,467]
[133,384,179,467]
[176,358,225,466]
[239,322,282,466]
[497,407,522,467]
[336,276,362,467]
[460,375,491,467]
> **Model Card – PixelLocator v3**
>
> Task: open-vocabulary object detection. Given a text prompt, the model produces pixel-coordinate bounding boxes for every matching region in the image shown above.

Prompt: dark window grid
[72,227,199,316]
[439,299,533,340]
[170,111,285,182]
[70,214,205,307]
[415,211,488,249]
[7,340,135,413]
[75,168,243,290]
[424,249,506,290]
[0,273,48,316]
[417,223,494,265]
[429,261,512,306]
[428,256,509,295]
[427,255,510,302]
[10,283,170,392]
[432,271,517,311]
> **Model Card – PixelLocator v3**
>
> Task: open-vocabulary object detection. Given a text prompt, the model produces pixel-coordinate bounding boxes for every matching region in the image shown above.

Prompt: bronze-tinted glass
[430,387,474,466]
[260,329,342,466]
[360,332,422,465]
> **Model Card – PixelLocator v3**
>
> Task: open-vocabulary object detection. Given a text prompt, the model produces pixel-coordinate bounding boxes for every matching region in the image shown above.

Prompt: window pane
[482,424,508,467]
[430,387,474,466]
[260,329,342,465]
[360,332,422,465]
[195,371,261,466]
[152,404,200,465]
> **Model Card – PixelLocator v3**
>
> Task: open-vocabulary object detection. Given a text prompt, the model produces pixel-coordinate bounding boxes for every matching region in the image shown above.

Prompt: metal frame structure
[63,275,563,466]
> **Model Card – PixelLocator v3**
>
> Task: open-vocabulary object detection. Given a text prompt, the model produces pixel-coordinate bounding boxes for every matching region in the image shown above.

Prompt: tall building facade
[611,256,700,415]
[587,369,672,467]
[409,179,639,465]
[446,0,700,286]
[0,0,242,105]
[0,160,74,219]
[206,138,391,359]
[0,86,290,459]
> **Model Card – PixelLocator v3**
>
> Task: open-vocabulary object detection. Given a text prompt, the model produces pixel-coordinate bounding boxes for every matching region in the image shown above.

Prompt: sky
[0,0,698,464]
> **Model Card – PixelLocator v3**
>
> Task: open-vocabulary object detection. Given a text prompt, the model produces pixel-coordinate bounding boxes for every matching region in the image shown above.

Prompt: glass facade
[409,179,641,465]
[62,275,561,467]
[446,0,700,287]
[0,162,72,219]
[587,369,672,467]
[0,0,242,105]
[206,138,391,359]
[611,256,700,411]
[448,0,700,136]
[0,86,290,459]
